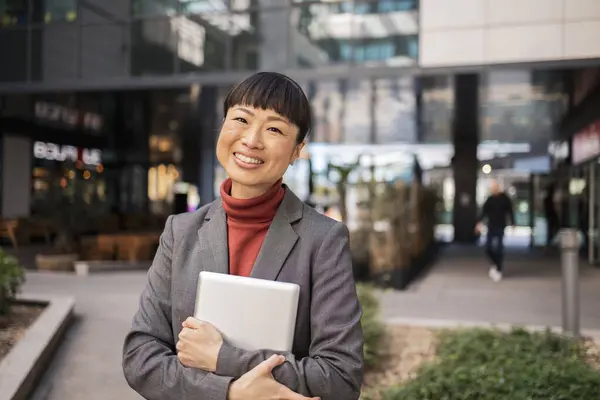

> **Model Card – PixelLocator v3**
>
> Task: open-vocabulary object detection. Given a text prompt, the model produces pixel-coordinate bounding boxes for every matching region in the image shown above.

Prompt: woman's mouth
[234,152,264,166]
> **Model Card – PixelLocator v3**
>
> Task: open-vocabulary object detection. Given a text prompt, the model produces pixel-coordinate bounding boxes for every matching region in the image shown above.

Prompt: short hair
[223,72,312,144]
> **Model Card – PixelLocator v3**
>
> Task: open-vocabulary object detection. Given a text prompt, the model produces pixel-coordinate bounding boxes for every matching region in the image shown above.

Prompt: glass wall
[0,0,420,84]
[280,75,452,231]
[290,0,419,68]
[477,69,569,246]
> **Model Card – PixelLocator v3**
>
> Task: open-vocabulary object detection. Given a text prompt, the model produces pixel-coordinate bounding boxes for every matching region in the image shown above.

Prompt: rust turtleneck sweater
[220,178,285,277]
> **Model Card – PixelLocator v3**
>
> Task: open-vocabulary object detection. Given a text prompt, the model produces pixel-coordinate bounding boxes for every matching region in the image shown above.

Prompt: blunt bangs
[223,72,312,143]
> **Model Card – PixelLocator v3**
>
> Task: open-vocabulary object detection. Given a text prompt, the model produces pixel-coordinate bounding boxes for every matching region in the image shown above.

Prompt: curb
[384,317,600,342]
[74,261,151,276]
[0,295,75,400]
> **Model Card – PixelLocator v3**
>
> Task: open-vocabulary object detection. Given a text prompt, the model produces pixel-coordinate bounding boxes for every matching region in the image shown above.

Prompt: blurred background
[0,0,599,260]
[3,2,600,399]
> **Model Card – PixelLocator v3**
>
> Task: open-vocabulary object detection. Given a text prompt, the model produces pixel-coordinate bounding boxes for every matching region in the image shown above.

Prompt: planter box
[0,295,74,400]
[35,254,79,272]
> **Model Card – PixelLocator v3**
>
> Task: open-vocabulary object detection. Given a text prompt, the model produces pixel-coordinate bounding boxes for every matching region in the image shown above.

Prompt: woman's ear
[290,141,306,165]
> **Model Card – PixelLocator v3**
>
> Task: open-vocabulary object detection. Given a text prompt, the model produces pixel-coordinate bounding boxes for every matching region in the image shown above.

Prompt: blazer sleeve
[215,222,365,400]
[122,215,234,400]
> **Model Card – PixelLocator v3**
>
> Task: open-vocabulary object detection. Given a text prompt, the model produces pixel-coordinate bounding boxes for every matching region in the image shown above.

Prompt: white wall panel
[420,0,485,30]
[486,0,562,25]
[564,21,600,59]
[420,30,485,66]
[565,0,600,21]
[420,0,600,67]
[486,24,562,63]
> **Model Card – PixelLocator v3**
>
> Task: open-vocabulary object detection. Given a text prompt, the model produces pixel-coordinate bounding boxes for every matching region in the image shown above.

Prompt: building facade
[1,0,600,245]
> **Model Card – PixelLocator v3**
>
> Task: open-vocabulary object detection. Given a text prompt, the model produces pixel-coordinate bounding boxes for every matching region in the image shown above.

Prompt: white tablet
[194,271,300,352]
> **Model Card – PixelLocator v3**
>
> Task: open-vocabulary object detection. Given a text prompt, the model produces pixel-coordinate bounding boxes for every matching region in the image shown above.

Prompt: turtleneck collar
[220,178,285,223]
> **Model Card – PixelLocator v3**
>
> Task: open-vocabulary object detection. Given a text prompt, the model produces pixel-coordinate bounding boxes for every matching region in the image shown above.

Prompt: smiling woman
[217,72,311,199]
[123,72,365,400]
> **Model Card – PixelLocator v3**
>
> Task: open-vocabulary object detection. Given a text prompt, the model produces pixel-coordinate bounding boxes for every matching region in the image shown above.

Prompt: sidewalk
[380,245,600,331]
[19,245,600,399]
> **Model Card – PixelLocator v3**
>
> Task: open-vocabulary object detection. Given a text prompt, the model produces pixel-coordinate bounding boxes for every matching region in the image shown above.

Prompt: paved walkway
[380,246,600,331]
[19,245,600,399]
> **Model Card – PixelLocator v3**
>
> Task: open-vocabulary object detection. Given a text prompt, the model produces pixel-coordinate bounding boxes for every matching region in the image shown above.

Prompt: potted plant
[0,247,25,325]
[34,178,92,272]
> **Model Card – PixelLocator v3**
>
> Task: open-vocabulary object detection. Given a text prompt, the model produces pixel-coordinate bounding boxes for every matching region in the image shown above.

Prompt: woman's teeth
[235,153,263,164]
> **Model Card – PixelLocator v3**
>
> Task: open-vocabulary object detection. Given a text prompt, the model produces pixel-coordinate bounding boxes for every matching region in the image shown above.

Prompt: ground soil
[362,325,438,396]
[0,304,45,362]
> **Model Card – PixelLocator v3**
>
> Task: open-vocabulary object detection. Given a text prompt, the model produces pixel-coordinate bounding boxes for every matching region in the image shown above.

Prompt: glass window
[180,0,228,13]
[309,80,345,143]
[131,17,178,76]
[132,0,178,17]
[377,0,417,12]
[480,70,568,146]
[0,0,28,26]
[420,75,454,143]
[374,77,417,144]
[0,26,28,82]
[290,2,419,68]
[42,0,77,23]
[342,79,373,144]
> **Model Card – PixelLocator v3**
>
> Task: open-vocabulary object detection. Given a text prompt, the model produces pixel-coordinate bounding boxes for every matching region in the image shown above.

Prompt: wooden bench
[0,220,18,249]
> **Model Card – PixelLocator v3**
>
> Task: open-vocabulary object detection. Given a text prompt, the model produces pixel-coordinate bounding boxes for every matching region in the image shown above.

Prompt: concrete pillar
[257,0,291,71]
[1,134,32,218]
[452,74,479,243]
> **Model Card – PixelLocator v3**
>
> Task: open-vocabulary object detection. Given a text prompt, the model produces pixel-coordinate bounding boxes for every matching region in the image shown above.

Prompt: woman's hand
[228,355,320,400]
[176,317,223,372]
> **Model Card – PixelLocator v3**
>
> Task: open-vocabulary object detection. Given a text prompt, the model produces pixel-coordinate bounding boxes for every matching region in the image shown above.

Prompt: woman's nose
[241,127,263,149]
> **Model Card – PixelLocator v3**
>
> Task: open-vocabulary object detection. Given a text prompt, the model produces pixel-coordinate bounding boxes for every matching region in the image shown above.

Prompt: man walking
[476,180,515,282]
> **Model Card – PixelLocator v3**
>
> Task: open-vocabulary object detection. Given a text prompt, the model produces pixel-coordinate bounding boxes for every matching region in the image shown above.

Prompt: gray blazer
[122,187,364,400]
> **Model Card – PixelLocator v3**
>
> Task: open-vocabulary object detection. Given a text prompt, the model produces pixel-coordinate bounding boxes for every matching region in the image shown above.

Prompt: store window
[132,0,178,17]
[41,0,78,23]
[0,0,28,26]
[31,141,107,217]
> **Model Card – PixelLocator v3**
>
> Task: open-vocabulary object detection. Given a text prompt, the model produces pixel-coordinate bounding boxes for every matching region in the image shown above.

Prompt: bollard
[559,228,580,337]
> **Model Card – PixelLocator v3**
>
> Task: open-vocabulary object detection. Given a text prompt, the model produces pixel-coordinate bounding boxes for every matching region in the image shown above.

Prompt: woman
[123,72,364,400]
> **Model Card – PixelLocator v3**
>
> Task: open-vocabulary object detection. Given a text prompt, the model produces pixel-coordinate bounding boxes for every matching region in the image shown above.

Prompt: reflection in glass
[310,81,344,143]
[131,18,177,76]
[342,79,372,144]
[290,1,418,67]
[374,77,416,144]
[480,70,568,149]
[420,75,454,143]
[1,0,28,26]
[42,0,77,23]
[0,27,28,82]
[132,0,178,17]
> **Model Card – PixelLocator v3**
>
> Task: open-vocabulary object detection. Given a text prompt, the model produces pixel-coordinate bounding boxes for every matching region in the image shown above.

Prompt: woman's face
[216,105,304,198]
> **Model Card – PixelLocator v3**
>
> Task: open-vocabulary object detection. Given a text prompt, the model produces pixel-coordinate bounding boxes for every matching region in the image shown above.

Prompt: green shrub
[357,283,385,369]
[0,248,25,316]
[382,327,600,400]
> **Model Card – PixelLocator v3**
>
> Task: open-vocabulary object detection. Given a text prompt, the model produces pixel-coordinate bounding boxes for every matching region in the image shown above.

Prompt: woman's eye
[268,127,282,134]
[233,117,247,123]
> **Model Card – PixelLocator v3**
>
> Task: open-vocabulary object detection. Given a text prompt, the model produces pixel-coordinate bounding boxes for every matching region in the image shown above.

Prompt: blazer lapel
[196,200,229,275]
[251,187,303,281]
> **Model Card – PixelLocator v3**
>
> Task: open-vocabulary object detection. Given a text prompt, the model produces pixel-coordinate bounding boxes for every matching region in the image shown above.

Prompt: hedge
[382,327,600,400]
[356,283,385,369]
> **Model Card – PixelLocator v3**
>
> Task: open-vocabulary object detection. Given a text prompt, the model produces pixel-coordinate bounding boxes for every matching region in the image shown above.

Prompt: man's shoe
[489,267,502,282]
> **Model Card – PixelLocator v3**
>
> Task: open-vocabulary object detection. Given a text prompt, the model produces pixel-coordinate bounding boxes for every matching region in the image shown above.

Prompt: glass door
[529,173,554,247]
[589,161,600,264]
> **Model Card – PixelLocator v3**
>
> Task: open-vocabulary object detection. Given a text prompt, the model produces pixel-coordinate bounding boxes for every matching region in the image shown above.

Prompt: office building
[1,0,600,249]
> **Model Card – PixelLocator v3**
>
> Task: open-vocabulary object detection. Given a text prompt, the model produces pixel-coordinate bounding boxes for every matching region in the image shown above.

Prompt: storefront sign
[34,101,103,133]
[548,141,569,166]
[33,141,102,166]
[572,119,600,165]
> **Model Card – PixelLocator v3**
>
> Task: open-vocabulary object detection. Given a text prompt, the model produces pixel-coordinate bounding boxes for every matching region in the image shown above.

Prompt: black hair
[223,72,312,144]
